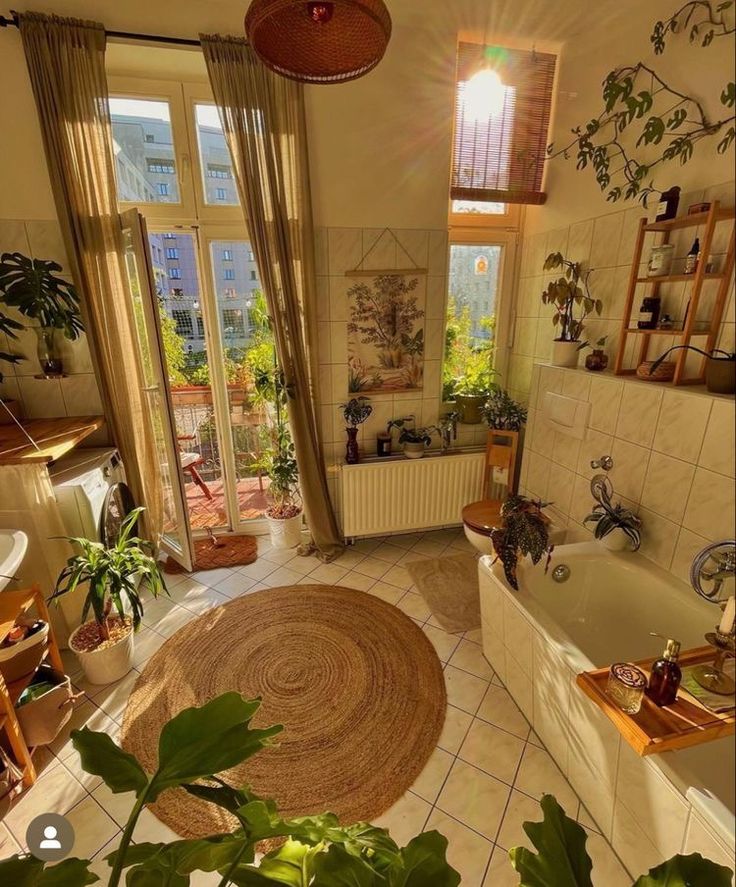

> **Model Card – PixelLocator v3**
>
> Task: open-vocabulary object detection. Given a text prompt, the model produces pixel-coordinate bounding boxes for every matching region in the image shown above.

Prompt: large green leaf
[236,840,322,887]
[149,694,282,799]
[312,844,381,886]
[509,794,594,887]
[71,728,149,795]
[107,834,254,875]
[633,852,734,886]
[391,832,461,887]
[0,856,98,886]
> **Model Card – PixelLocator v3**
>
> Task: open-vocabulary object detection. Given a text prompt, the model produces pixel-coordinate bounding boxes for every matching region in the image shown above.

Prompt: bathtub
[478,541,735,880]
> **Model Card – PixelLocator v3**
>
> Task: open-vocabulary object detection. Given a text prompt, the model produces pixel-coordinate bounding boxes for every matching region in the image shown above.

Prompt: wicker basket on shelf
[636,360,675,382]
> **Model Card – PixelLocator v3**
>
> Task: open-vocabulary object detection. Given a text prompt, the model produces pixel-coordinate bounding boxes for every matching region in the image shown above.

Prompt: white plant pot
[600,527,631,552]
[69,622,134,685]
[551,340,580,368]
[403,442,426,459]
[267,512,303,549]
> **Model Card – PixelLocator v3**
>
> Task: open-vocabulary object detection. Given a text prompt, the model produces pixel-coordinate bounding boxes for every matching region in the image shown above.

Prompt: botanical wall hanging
[346,229,427,395]
[545,1,735,205]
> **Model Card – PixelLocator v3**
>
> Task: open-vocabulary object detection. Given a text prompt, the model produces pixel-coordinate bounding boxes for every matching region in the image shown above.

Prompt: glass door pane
[194,104,240,206]
[149,230,229,532]
[120,210,193,570]
[208,239,274,523]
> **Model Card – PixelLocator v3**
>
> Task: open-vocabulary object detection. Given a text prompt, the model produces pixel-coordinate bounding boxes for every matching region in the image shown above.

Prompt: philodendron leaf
[632,852,734,886]
[509,794,594,887]
[71,727,148,795]
[106,834,254,875]
[249,839,322,887]
[391,831,461,887]
[0,856,98,886]
[311,844,380,886]
[149,693,282,799]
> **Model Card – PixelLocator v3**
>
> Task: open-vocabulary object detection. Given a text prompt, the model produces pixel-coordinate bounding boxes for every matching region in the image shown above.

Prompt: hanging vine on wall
[545,1,736,205]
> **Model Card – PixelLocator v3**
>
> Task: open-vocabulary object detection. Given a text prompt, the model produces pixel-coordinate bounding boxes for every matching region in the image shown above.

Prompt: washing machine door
[100,482,139,547]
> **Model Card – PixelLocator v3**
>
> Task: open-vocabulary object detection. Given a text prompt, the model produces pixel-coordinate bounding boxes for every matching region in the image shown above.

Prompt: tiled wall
[507,180,735,406]
[313,226,490,519]
[0,219,103,420]
[520,363,736,579]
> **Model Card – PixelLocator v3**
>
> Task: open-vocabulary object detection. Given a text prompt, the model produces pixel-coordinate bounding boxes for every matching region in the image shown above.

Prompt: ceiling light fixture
[245,0,392,84]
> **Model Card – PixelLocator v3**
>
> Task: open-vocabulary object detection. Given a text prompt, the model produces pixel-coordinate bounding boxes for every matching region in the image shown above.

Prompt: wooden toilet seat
[462,500,503,535]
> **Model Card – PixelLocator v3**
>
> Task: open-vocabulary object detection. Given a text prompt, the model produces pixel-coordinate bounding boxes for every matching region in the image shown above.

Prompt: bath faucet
[690,541,736,602]
[590,455,613,471]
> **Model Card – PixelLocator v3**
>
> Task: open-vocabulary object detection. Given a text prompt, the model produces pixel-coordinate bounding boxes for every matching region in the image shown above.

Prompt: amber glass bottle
[646,638,682,707]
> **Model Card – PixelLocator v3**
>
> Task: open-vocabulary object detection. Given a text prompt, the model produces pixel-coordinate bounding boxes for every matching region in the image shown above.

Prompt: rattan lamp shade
[245,0,392,84]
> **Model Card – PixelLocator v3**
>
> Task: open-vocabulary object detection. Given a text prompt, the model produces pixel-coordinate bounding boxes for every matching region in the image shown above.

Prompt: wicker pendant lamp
[245,0,392,84]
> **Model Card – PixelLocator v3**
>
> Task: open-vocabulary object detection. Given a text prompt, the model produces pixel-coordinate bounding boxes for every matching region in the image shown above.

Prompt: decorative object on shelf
[649,345,736,393]
[245,0,392,85]
[346,232,427,394]
[480,388,527,430]
[387,418,439,459]
[339,396,372,465]
[584,473,642,551]
[637,359,676,382]
[543,2,736,205]
[657,313,674,330]
[50,506,166,685]
[689,201,712,215]
[490,494,553,591]
[647,243,674,277]
[684,236,701,274]
[0,692,460,886]
[614,201,735,386]
[638,294,662,329]
[376,430,391,457]
[577,335,609,371]
[607,661,648,714]
[655,185,681,221]
[453,365,497,424]
[541,252,602,367]
[646,633,683,707]
[0,253,84,378]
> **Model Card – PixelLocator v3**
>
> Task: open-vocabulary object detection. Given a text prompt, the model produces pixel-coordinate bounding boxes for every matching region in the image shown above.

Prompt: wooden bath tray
[576,646,735,757]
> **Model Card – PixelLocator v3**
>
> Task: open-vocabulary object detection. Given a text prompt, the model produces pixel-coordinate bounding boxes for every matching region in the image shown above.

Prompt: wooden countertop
[0,416,104,466]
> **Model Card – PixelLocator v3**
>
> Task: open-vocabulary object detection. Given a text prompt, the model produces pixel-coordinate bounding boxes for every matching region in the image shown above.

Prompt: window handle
[179,153,189,189]
[141,385,160,393]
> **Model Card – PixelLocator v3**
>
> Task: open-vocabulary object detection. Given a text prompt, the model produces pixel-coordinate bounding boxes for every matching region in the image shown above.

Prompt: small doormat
[164,534,258,574]
[122,585,446,838]
[407,553,481,633]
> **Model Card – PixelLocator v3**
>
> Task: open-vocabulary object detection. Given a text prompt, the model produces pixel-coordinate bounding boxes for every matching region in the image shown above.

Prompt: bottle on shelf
[684,237,700,274]
[655,186,681,222]
[646,636,682,707]
[637,295,661,330]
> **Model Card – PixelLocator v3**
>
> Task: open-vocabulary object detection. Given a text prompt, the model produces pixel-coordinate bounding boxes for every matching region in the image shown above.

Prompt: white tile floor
[0,528,631,886]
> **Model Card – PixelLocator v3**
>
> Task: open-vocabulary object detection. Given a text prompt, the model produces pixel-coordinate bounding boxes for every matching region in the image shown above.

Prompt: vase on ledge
[35,326,63,376]
[345,427,360,464]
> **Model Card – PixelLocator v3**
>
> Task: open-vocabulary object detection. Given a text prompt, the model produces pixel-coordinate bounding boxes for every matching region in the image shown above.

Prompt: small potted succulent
[480,389,527,431]
[490,495,553,590]
[339,396,372,465]
[541,252,602,367]
[387,419,439,459]
[51,507,167,685]
[649,345,736,394]
[584,500,641,551]
[577,335,609,372]
[452,357,497,424]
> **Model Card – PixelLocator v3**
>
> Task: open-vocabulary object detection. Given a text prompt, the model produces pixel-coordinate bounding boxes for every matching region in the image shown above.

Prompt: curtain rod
[0,10,202,47]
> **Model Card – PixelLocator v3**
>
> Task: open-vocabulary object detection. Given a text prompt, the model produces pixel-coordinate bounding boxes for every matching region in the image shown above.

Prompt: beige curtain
[201,35,342,560]
[19,12,163,542]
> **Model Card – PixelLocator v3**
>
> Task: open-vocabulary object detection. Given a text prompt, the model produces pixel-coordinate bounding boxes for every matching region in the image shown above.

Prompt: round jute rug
[122,584,446,838]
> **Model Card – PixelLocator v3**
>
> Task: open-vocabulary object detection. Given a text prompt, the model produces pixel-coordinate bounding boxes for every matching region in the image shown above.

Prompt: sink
[0,530,28,591]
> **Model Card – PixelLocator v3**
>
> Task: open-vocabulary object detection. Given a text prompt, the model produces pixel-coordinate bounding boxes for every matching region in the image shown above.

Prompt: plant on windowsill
[584,499,642,552]
[0,693,461,887]
[452,359,498,425]
[541,252,603,369]
[509,793,732,886]
[649,344,736,394]
[490,495,553,590]
[387,418,439,459]
[50,507,167,686]
[339,396,373,465]
[577,335,609,372]
[480,388,528,431]
[0,252,84,377]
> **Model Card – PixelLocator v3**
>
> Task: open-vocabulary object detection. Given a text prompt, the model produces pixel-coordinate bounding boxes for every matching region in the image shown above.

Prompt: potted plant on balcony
[339,396,373,464]
[387,419,439,459]
[51,507,167,685]
[0,252,84,377]
[541,252,602,368]
[480,388,527,431]
[263,421,303,549]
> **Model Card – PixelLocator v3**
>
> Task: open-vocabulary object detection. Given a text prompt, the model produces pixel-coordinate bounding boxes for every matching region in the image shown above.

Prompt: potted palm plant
[0,252,84,377]
[51,507,167,685]
[263,421,303,549]
[339,396,373,464]
[541,252,602,367]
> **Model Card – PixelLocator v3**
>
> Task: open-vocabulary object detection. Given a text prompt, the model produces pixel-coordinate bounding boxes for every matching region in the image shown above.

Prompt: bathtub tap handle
[690,541,736,603]
[590,455,613,471]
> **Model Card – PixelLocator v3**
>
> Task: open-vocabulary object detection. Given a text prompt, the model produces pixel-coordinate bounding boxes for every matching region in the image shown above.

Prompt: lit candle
[719,596,736,636]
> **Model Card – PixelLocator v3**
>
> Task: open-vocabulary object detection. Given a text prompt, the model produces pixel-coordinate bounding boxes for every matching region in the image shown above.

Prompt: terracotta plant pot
[585,349,608,372]
[455,393,486,424]
[551,340,580,368]
[705,358,736,394]
[69,621,134,685]
[403,441,426,459]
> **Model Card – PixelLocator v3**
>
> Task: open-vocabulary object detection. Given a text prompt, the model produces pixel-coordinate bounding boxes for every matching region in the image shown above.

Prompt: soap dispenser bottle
[646,634,682,707]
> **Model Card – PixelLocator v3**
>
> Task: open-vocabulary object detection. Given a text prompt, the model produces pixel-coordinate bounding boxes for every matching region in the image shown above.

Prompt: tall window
[222,249,233,261]
[166,248,179,259]
[169,268,181,279]
[224,269,235,281]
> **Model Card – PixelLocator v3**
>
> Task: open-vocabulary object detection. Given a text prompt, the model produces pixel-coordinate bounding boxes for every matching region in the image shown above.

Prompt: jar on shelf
[647,244,674,277]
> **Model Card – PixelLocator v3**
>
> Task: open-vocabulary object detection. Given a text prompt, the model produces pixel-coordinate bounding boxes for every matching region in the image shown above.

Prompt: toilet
[462,430,518,556]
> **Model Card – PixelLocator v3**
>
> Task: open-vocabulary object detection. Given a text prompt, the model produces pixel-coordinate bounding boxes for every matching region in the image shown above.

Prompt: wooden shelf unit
[614,201,735,386]
[576,646,734,757]
[0,586,65,791]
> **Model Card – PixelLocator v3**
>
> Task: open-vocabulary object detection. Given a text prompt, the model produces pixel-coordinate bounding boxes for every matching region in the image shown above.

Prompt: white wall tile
[60,374,103,417]
[640,452,695,524]
[588,376,623,435]
[653,391,712,463]
[698,399,735,477]
[614,383,663,448]
[590,212,624,269]
[683,467,736,539]
[17,376,64,418]
[610,438,650,502]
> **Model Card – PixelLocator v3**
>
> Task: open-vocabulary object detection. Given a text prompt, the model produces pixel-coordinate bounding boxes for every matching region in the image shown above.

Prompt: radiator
[340,452,486,538]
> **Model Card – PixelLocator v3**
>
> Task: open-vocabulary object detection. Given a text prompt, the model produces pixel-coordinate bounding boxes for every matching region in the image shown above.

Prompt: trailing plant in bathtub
[0,693,461,886]
[491,495,553,590]
[508,794,733,886]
